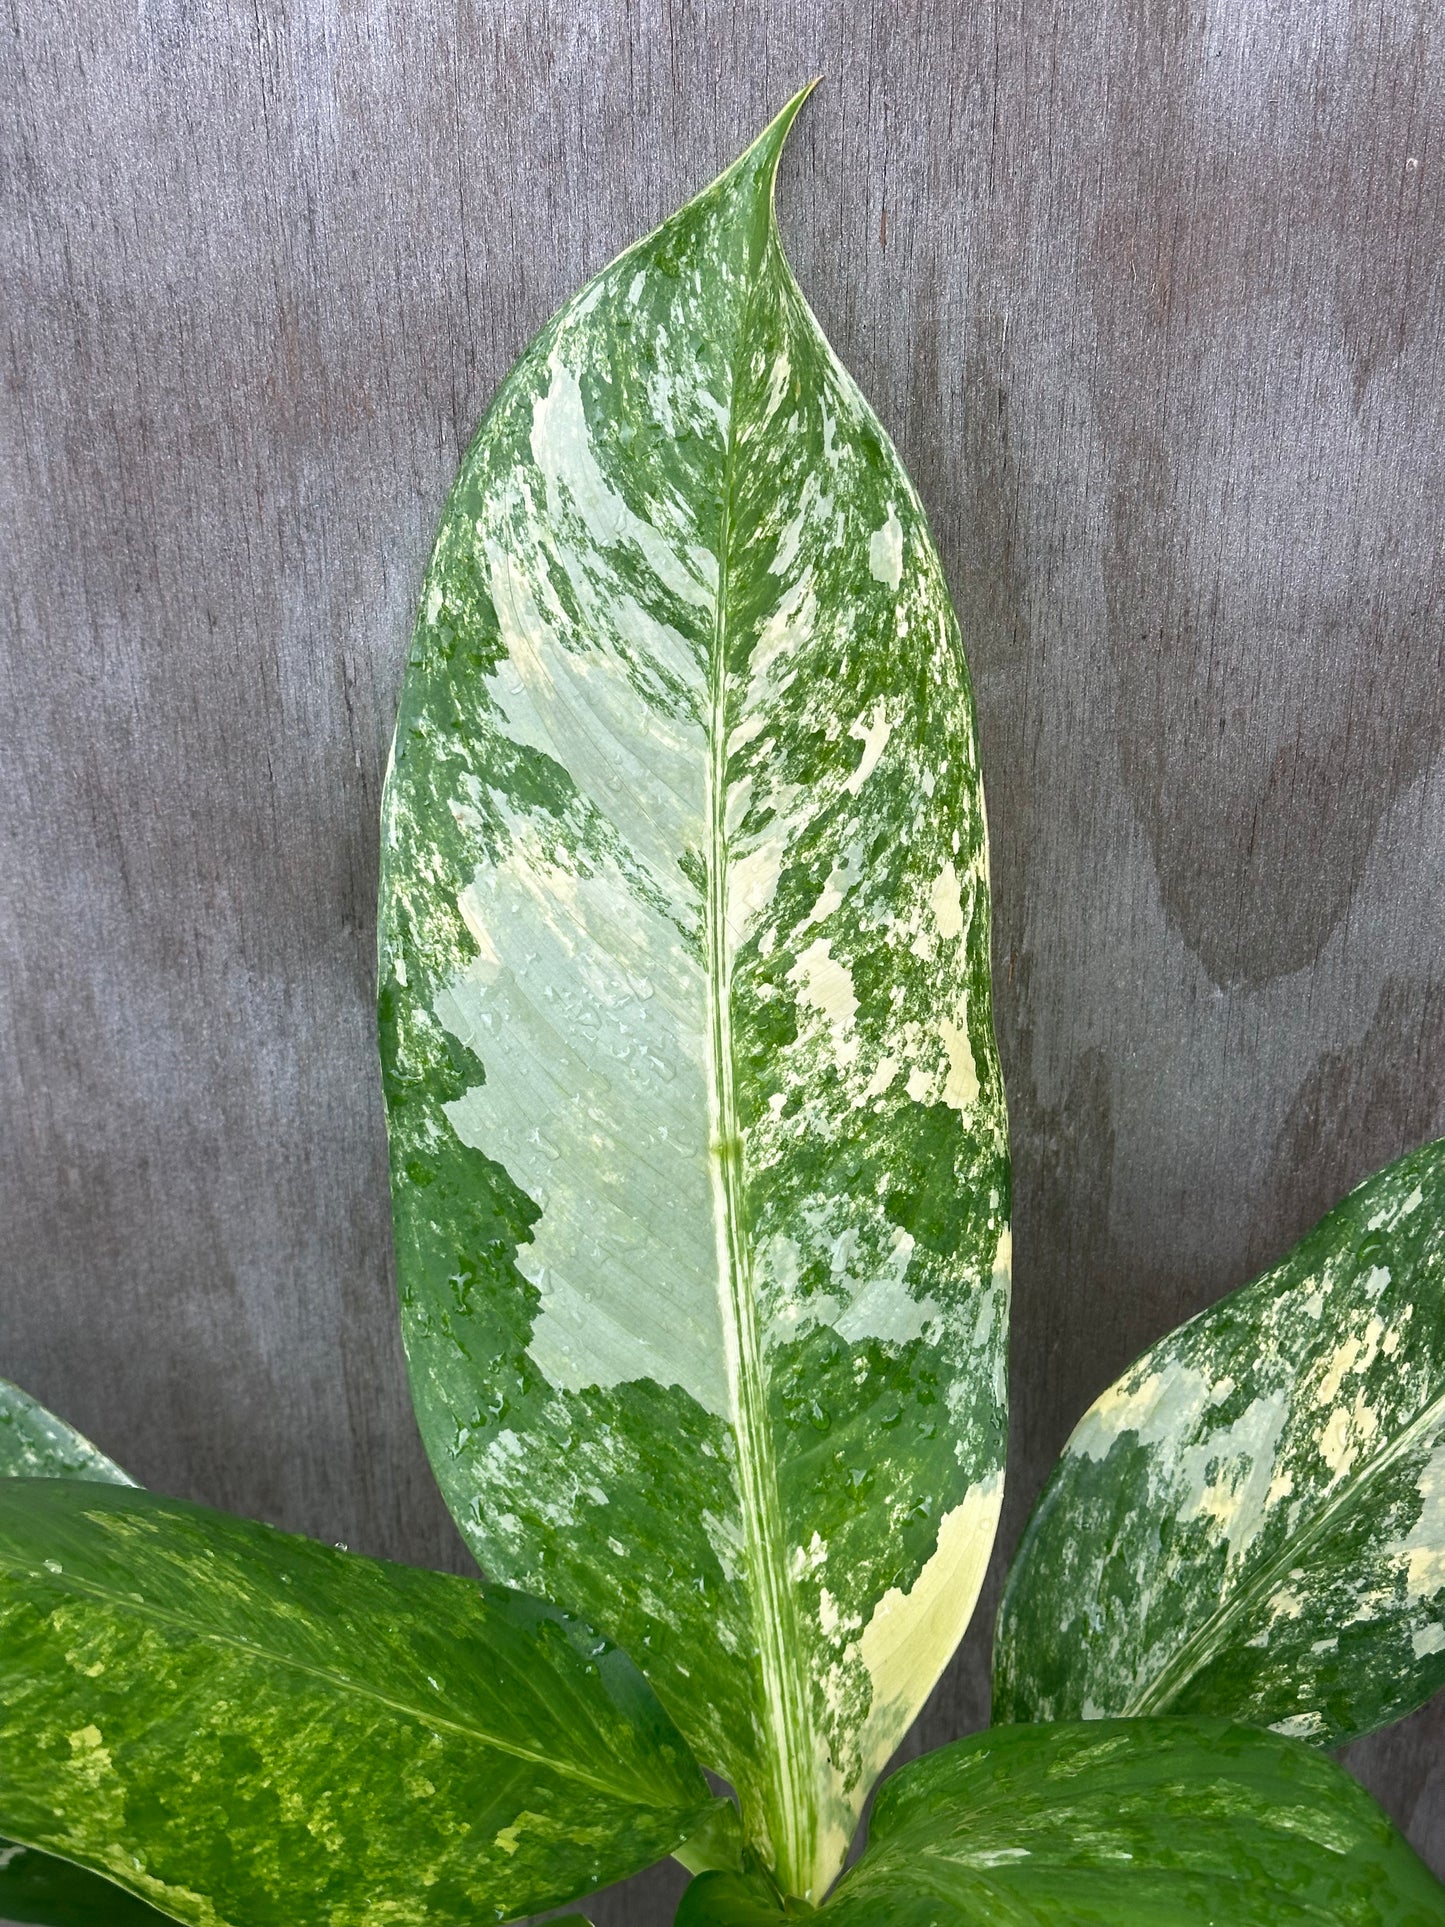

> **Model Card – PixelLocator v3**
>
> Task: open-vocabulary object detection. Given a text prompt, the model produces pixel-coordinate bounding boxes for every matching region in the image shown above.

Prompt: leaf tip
[738,79,819,205]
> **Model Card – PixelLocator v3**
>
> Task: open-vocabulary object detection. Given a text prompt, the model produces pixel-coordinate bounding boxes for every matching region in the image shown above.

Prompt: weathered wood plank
[3,1,1443,1919]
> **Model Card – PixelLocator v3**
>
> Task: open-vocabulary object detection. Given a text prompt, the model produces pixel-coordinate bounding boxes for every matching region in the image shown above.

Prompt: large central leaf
[379,89,1009,1897]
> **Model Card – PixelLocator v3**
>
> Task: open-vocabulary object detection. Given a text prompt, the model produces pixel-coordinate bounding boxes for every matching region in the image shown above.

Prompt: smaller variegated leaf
[788,1720,1445,1925]
[0,1379,132,1487]
[995,1137,1445,1745]
[675,1800,745,1876]
[0,1481,716,1926]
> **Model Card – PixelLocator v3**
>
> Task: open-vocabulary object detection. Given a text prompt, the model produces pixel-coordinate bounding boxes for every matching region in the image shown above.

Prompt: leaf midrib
[1123,1379,1445,1717]
[703,208,818,1888]
[0,1552,673,1807]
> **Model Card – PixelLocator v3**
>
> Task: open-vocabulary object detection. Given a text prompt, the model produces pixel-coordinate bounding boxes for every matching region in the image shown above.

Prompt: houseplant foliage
[377,79,1009,1904]
[0,1383,716,1925]
[995,1140,1445,1746]
[1,84,1445,1927]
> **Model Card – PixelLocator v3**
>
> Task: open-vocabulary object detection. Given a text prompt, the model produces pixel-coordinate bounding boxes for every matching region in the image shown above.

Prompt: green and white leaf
[0,1379,174,1927]
[994,1136,1445,1746]
[0,1481,716,1925]
[378,88,1009,1898]
[716,1719,1445,1925]
[0,1379,132,1487]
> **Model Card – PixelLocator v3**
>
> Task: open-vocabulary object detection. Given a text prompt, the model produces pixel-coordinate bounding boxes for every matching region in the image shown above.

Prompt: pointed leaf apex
[723,80,819,212]
[382,74,1008,1901]
[771,76,822,140]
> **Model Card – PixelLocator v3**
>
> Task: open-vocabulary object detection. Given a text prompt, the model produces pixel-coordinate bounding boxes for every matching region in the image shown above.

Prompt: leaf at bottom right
[995,1137,1445,1743]
[809,1719,1445,1925]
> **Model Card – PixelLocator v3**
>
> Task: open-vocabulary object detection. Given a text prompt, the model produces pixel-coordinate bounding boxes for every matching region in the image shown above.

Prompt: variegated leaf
[0,1481,716,1926]
[680,1720,1445,1925]
[994,1137,1445,1745]
[0,1379,132,1487]
[378,88,1009,1899]
[0,1379,170,1927]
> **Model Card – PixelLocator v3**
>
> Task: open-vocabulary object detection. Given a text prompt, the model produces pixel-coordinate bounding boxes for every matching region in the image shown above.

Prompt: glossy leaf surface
[0,1381,171,1927]
[0,1481,715,1926]
[995,1138,1445,1744]
[682,1721,1445,1924]
[0,1841,176,1927]
[379,89,1009,1897]
[0,1379,132,1487]
[676,1858,808,1923]
[826,1720,1445,1924]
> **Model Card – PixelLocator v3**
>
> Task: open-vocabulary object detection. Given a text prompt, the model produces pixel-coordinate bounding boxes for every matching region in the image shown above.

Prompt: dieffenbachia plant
[3,84,1445,1927]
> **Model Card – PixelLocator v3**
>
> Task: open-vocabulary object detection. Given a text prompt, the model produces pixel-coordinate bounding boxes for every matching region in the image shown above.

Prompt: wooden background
[4,0,1444,1917]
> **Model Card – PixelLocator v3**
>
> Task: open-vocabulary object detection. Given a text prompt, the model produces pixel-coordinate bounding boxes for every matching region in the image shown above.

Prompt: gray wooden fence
[4,1,1444,1919]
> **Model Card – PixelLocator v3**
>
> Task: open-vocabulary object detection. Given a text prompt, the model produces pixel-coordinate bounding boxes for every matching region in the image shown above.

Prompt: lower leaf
[677,1856,812,1923]
[0,1839,179,1927]
[0,1480,714,1926]
[0,1383,178,1925]
[702,1719,1445,1924]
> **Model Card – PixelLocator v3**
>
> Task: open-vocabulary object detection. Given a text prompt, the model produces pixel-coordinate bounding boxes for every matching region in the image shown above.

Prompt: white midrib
[1122,1380,1445,1717]
[703,306,820,1898]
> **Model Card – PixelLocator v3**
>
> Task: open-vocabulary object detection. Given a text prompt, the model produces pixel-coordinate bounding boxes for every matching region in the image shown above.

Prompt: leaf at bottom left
[0,1479,718,1927]
[0,1374,173,1927]
[0,1840,176,1927]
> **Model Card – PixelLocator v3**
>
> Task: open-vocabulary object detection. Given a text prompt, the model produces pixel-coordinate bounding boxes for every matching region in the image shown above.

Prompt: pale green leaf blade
[0,1379,132,1486]
[0,1481,716,1925]
[378,90,1009,1899]
[807,1720,1445,1925]
[995,1137,1445,1745]
[674,1799,745,1876]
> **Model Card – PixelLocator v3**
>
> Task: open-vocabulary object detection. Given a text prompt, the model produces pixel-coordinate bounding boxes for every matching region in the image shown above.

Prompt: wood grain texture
[2,1,1442,1919]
